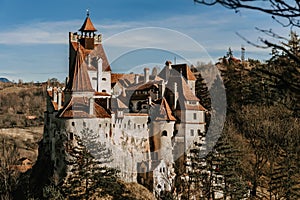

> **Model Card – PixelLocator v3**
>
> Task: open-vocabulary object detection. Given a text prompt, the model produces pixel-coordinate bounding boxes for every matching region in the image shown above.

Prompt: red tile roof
[151,98,176,121]
[167,76,199,101]
[66,48,94,92]
[158,63,196,81]
[126,81,159,91]
[111,73,136,86]
[184,103,206,111]
[79,16,97,32]
[94,91,110,96]
[71,43,111,72]
[58,97,111,118]
[171,64,196,81]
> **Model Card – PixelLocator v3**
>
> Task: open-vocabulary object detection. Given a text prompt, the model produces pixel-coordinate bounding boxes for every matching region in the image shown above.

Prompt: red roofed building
[43,13,207,196]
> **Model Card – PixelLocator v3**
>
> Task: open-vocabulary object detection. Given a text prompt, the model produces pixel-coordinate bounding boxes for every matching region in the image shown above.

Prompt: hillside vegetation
[0,82,47,128]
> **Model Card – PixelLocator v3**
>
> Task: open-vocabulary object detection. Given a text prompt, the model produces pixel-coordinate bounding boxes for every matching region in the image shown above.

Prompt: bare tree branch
[194,0,300,27]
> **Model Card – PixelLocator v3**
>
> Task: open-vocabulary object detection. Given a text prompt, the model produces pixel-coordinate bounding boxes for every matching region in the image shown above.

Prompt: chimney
[166,60,172,69]
[165,61,172,80]
[122,87,126,97]
[148,96,152,105]
[89,97,94,115]
[135,74,139,84]
[174,82,177,109]
[65,77,69,87]
[53,87,57,103]
[97,58,103,92]
[87,54,91,68]
[159,80,165,98]
[144,68,149,83]
[57,88,62,110]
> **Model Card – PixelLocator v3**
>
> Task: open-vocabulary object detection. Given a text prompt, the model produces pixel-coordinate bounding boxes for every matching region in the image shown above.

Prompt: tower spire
[87,9,90,17]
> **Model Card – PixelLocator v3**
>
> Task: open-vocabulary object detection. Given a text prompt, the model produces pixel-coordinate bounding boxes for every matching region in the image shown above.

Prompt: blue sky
[0,0,288,82]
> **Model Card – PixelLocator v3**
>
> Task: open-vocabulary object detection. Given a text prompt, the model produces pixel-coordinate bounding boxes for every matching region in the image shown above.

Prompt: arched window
[102,89,106,92]
[162,130,167,136]
[102,78,106,81]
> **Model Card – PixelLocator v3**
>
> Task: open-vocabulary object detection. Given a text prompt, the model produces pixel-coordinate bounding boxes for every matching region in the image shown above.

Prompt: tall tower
[78,10,97,50]
[241,45,245,62]
[67,11,111,95]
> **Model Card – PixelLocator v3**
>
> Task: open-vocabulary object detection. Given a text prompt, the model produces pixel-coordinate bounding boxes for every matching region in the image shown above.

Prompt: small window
[83,122,86,127]
[106,123,108,127]
[198,129,202,136]
[134,123,136,129]
[69,132,73,140]
[162,130,167,136]
[102,90,106,92]
[193,113,197,120]
[71,122,75,126]
[102,78,106,81]
[190,129,194,136]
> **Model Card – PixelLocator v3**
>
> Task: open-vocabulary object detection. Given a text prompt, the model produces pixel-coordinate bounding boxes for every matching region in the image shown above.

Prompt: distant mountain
[0,77,11,83]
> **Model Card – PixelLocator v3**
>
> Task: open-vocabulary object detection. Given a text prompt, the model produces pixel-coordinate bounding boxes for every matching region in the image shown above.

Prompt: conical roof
[66,47,94,92]
[79,15,97,32]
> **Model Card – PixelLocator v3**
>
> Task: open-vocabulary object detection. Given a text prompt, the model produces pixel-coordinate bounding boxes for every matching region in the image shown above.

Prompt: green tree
[213,121,249,200]
[62,126,118,200]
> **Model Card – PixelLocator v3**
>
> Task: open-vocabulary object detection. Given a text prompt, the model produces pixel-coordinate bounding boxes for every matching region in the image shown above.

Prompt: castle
[43,13,206,196]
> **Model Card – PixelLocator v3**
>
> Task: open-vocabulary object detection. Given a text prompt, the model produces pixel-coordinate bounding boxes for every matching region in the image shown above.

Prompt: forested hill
[191,37,299,199]
[0,82,47,128]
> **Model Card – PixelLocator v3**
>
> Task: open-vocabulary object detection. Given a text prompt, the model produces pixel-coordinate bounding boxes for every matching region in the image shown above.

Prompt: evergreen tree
[195,72,211,111]
[62,126,118,199]
[269,119,300,200]
[213,124,249,200]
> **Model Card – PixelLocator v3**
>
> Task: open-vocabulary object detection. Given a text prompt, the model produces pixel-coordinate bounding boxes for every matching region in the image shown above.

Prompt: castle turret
[78,10,97,49]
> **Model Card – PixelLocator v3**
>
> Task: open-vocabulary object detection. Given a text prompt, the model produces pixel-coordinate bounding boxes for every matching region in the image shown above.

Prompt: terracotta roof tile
[66,48,94,92]
[79,16,97,32]
[111,73,136,85]
[71,43,111,72]
[171,64,196,81]
[167,76,199,101]
[184,103,206,111]
[151,98,176,121]
[58,97,110,118]
[94,91,110,96]
[126,81,159,91]
[158,63,196,81]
